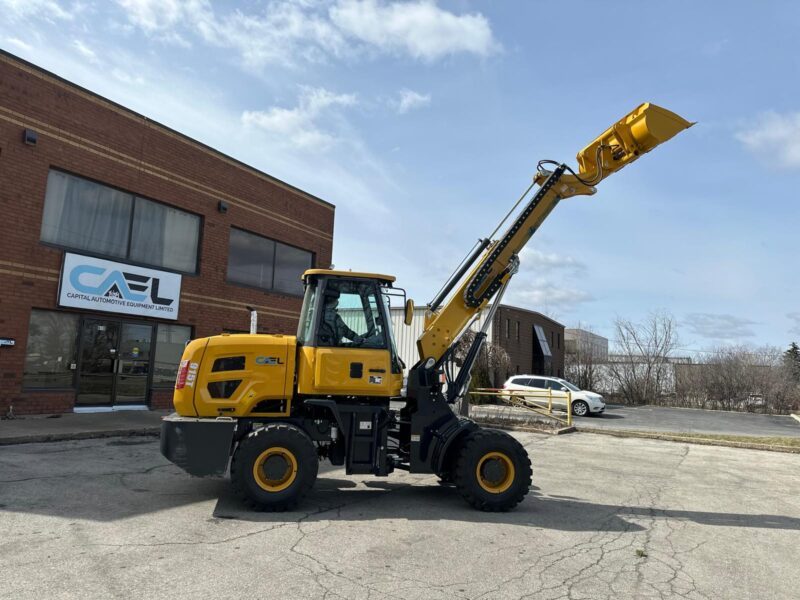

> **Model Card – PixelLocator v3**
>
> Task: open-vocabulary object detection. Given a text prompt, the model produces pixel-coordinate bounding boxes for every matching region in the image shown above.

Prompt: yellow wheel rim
[252,447,298,492]
[475,451,515,494]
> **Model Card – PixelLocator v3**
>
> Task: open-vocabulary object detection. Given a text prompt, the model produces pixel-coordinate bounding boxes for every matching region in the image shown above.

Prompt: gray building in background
[565,328,609,362]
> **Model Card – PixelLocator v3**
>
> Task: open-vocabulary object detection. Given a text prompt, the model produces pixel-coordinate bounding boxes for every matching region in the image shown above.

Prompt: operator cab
[295,270,404,398]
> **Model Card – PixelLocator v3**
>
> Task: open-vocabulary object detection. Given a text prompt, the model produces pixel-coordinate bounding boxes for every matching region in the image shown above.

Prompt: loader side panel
[192,334,296,418]
[296,345,394,396]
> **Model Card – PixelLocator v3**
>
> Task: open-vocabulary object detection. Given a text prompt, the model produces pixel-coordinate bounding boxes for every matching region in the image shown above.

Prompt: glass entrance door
[77,318,153,406]
[77,319,120,406]
[116,323,152,404]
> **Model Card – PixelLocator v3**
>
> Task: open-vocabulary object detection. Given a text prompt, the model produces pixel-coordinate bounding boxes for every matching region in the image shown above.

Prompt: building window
[23,310,79,388]
[41,170,200,273]
[152,324,192,387]
[129,198,200,273]
[505,318,510,338]
[557,332,561,349]
[227,227,312,296]
[516,321,520,340]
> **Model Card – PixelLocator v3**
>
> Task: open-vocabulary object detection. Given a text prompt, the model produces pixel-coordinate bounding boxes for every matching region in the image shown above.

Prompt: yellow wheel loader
[161,103,692,511]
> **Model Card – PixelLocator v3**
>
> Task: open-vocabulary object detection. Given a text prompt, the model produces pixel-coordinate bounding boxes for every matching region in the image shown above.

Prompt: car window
[559,379,581,392]
[546,380,566,391]
[531,378,546,388]
[510,377,531,386]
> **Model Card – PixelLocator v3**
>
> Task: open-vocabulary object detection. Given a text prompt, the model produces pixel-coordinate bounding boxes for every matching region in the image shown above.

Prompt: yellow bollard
[567,391,572,426]
[548,387,552,414]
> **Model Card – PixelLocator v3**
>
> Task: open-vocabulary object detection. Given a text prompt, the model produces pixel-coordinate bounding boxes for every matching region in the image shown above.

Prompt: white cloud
[0,0,73,22]
[683,313,756,340]
[242,87,357,150]
[329,0,498,61]
[115,0,199,46]
[111,67,145,85]
[114,0,497,69]
[72,39,100,64]
[206,4,347,70]
[393,88,430,114]
[115,0,201,32]
[506,277,593,316]
[4,37,33,51]
[518,248,586,272]
[736,111,800,169]
[788,312,800,336]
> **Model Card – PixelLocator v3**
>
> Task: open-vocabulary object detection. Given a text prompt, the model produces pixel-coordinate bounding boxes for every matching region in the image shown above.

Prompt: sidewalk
[0,409,169,445]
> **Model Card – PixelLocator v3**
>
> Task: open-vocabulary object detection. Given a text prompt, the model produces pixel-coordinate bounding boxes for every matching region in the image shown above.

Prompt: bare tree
[605,311,679,404]
[675,345,800,414]
[451,330,511,413]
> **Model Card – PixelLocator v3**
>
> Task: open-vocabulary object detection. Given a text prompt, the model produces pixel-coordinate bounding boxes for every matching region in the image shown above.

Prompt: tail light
[175,359,190,389]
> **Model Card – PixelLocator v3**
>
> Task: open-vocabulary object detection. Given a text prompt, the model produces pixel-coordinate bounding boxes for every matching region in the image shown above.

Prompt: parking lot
[581,404,800,437]
[2,431,799,599]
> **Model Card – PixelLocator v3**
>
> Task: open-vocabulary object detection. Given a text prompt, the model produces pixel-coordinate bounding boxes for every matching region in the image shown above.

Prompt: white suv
[502,375,605,416]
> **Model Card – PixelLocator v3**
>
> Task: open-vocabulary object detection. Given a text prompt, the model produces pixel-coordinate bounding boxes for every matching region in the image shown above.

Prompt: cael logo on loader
[255,356,284,365]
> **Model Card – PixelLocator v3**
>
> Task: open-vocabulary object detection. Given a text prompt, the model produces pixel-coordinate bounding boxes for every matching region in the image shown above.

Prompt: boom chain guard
[463,165,566,308]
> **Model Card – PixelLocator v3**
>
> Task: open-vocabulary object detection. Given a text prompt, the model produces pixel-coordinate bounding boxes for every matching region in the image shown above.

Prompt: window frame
[40,168,203,276]
[22,308,80,391]
[313,277,389,350]
[226,226,315,298]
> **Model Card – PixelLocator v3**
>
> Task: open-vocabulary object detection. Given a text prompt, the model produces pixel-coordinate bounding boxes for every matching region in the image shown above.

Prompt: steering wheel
[363,324,377,339]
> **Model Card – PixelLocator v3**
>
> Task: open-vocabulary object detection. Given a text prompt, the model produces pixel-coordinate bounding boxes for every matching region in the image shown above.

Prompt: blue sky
[2,0,799,354]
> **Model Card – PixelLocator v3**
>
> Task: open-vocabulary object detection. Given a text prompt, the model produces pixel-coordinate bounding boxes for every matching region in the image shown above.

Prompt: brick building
[0,51,334,415]
[491,305,565,379]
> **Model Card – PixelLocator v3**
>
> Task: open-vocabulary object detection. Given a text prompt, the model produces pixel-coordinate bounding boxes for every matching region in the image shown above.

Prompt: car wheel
[571,400,589,417]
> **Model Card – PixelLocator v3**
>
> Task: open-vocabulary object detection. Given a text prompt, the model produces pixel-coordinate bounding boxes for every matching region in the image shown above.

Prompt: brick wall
[492,305,565,379]
[0,52,334,414]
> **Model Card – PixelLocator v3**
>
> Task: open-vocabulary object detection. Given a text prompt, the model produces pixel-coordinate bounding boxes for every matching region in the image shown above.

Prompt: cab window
[316,279,388,349]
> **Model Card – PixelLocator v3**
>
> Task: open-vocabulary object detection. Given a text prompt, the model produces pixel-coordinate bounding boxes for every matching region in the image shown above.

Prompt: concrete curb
[0,427,161,446]
[472,416,575,436]
[575,426,800,454]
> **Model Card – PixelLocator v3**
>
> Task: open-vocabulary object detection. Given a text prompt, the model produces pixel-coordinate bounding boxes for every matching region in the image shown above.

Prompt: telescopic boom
[416,103,693,366]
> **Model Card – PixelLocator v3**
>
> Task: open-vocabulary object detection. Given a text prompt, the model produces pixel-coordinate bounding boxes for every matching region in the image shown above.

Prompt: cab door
[297,277,393,397]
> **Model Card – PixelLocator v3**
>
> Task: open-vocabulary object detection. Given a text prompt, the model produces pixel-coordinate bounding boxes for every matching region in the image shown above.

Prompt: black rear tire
[453,429,532,512]
[230,423,318,512]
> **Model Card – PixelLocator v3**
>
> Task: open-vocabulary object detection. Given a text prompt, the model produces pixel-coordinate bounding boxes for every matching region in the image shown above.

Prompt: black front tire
[453,429,532,512]
[230,423,318,512]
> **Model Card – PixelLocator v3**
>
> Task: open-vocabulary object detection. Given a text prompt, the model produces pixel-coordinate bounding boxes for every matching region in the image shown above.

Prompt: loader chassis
[160,102,692,511]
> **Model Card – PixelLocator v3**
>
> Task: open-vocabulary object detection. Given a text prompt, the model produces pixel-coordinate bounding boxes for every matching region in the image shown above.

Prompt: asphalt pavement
[581,404,800,437]
[2,432,799,599]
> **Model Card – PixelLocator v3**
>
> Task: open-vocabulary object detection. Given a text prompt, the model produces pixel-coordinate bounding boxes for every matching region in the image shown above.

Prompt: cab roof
[302,269,396,284]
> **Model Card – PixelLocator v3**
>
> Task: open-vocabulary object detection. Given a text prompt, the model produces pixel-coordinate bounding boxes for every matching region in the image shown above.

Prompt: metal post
[247,306,258,334]
[567,391,572,426]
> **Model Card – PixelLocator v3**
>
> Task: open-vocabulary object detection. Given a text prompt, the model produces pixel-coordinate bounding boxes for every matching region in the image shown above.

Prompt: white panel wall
[389,307,493,373]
